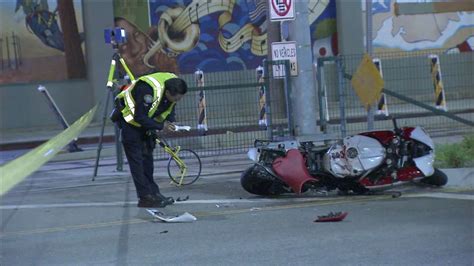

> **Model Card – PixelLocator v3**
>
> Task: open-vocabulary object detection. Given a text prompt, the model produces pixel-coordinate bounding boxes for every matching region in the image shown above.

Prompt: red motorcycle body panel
[359,127,415,144]
[272,149,316,194]
[359,130,395,145]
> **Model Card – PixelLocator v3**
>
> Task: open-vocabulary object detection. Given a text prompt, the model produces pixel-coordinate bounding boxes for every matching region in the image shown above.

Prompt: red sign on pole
[269,0,295,21]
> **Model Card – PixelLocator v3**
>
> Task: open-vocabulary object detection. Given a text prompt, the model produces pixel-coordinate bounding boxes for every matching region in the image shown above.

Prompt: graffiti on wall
[0,0,86,85]
[114,0,338,75]
[372,0,474,53]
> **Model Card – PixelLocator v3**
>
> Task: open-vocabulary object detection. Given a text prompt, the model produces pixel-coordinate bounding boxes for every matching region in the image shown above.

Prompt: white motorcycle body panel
[413,152,435,176]
[324,135,386,178]
[410,127,434,150]
[410,126,435,176]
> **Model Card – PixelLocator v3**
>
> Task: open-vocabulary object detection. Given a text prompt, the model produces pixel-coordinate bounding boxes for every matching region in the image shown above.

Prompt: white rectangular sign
[269,0,295,21]
[271,41,298,78]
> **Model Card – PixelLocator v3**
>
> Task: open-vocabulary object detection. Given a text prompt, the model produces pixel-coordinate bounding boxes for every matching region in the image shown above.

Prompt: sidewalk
[0,122,117,150]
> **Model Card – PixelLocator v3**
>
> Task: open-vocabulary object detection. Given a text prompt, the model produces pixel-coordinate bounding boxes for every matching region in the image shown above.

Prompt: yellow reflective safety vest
[116,72,177,127]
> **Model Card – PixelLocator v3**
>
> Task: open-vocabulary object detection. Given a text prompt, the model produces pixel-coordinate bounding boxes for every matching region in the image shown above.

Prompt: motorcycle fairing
[409,127,434,149]
[408,126,435,176]
[323,135,386,178]
[413,153,435,176]
[272,149,316,194]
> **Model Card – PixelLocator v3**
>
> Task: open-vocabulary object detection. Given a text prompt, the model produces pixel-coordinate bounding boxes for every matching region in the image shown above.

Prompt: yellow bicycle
[156,137,202,186]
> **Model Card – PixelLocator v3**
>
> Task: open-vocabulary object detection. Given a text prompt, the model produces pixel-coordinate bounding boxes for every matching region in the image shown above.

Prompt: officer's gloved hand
[164,121,176,132]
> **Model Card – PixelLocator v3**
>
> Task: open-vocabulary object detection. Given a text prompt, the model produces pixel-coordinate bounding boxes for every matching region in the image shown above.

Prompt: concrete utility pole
[288,0,319,137]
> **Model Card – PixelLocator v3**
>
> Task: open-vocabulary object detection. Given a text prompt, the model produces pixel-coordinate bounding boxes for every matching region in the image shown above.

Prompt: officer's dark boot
[137,194,167,208]
[156,192,175,206]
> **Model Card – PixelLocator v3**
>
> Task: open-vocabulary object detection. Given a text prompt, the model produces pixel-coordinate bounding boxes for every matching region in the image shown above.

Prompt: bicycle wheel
[167,149,202,185]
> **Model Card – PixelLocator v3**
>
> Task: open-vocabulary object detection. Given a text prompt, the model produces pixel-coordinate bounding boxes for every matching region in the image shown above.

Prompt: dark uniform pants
[120,121,159,198]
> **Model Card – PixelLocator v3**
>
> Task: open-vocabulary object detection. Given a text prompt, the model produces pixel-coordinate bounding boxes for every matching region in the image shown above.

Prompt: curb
[443,168,474,188]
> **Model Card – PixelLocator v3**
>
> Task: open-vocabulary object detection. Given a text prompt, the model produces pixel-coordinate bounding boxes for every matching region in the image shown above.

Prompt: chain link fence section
[317,50,474,139]
[154,61,291,159]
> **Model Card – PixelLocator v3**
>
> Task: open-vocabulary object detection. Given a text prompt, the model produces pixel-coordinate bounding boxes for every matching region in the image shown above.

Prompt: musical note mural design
[113,0,337,75]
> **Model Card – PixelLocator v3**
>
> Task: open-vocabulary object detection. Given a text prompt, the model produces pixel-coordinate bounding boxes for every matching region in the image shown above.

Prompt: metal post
[336,58,347,138]
[263,59,273,140]
[316,59,330,134]
[6,35,11,69]
[373,58,389,116]
[366,0,375,130]
[17,35,22,66]
[37,85,82,152]
[0,37,3,71]
[288,0,319,137]
[12,32,18,69]
[283,61,294,136]
[429,54,447,111]
[195,69,208,133]
[256,65,267,128]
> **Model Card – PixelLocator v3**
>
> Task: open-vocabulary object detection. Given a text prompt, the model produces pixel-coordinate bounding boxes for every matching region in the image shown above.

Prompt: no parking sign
[269,0,295,21]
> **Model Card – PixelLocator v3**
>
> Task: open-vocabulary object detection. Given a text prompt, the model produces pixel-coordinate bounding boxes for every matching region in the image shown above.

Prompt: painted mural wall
[372,0,474,53]
[0,0,86,85]
[113,0,338,76]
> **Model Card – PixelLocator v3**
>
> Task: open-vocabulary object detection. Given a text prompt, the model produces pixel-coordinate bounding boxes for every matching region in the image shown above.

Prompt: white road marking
[0,197,335,210]
[406,192,474,201]
[1,192,472,210]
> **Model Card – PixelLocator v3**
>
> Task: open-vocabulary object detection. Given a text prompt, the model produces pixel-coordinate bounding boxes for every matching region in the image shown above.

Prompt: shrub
[434,134,474,168]
[461,134,474,158]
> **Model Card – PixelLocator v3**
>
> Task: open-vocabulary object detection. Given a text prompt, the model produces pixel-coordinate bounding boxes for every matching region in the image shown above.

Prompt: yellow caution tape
[0,106,97,196]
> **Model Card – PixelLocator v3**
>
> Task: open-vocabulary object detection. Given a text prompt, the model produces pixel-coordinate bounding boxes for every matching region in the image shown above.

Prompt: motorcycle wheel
[420,168,448,187]
[240,164,287,196]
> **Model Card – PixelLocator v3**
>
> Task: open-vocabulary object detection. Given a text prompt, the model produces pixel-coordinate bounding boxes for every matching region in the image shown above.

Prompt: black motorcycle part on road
[240,164,288,196]
[420,168,448,187]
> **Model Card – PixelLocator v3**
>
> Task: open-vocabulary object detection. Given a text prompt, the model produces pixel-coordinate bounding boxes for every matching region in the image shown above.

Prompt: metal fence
[0,32,22,72]
[154,60,291,159]
[318,50,474,139]
[154,51,473,159]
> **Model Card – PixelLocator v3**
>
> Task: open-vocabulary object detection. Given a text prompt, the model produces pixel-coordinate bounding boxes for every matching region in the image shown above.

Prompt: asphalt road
[1,155,473,266]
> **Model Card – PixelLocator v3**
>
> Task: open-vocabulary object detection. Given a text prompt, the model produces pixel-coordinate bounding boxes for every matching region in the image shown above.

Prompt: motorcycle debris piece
[314,212,348,222]
[159,230,168,234]
[176,195,190,202]
[147,209,197,223]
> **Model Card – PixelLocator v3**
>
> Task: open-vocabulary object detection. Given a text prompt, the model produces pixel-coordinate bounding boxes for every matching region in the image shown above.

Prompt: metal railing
[154,60,291,159]
[154,51,473,159]
[318,50,474,139]
[0,32,22,72]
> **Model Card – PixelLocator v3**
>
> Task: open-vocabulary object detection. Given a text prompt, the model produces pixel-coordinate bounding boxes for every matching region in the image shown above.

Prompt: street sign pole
[285,0,319,137]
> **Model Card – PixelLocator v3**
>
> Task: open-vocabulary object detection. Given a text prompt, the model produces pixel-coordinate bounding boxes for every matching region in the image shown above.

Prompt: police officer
[114,72,187,208]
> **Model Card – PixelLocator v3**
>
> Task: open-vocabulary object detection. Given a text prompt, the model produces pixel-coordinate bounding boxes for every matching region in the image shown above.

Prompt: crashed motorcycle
[241,120,447,196]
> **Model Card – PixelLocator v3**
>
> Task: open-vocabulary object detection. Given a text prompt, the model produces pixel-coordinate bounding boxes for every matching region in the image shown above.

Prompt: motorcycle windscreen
[272,149,315,194]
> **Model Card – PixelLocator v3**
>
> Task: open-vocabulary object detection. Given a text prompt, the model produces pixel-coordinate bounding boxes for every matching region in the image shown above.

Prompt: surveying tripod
[92,39,136,180]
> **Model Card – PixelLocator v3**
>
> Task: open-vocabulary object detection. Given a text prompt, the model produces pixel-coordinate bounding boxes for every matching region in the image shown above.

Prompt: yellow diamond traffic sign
[351,53,384,110]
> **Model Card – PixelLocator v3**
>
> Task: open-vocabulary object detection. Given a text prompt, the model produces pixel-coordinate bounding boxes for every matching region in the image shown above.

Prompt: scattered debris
[176,195,190,202]
[216,204,220,208]
[250,207,261,211]
[159,230,168,234]
[147,209,197,223]
[314,212,348,222]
